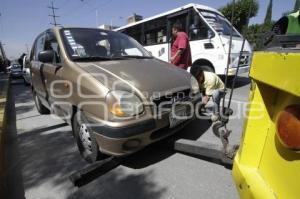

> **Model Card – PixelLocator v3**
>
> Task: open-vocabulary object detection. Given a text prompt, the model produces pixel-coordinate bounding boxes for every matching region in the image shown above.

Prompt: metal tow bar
[69,157,121,187]
[174,108,239,167]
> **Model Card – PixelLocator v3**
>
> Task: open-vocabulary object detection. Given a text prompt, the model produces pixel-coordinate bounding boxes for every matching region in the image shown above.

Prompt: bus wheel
[199,65,214,72]
[192,64,214,73]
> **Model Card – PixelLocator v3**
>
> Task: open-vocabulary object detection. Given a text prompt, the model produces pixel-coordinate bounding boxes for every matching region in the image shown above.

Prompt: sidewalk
[0,74,9,199]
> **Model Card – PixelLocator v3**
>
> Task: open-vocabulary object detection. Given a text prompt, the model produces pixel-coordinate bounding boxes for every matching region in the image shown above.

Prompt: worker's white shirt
[201,71,225,96]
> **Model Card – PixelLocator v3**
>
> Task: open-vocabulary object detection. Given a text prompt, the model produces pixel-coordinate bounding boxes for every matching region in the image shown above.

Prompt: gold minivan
[30,27,201,162]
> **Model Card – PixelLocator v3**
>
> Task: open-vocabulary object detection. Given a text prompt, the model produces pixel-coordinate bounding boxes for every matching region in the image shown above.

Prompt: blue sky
[0,0,295,58]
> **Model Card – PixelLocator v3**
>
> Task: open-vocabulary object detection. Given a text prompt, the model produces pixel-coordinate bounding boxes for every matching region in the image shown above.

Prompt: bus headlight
[106,91,144,117]
[190,76,200,94]
[229,54,239,68]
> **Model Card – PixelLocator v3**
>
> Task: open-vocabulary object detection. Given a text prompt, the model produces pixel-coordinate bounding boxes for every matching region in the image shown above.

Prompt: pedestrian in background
[170,22,192,70]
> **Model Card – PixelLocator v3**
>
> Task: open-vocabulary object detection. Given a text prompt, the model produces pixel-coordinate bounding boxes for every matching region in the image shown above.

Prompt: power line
[48,1,61,26]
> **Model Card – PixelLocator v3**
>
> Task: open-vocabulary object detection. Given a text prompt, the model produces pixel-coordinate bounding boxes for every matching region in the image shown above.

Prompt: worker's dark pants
[211,89,225,115]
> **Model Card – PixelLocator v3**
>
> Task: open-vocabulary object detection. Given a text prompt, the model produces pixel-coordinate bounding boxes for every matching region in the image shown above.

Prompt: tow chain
[212,0,252,159]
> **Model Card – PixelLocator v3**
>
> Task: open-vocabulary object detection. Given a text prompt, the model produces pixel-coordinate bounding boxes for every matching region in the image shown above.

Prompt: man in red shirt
[170,22,192,70]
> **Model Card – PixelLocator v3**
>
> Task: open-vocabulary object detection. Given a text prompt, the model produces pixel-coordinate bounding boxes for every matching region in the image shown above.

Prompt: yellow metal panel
[233,155,276,199]
[258,91,300,199]
[237,83,275,168]
[250,52,300,97]
[233,51,300,199]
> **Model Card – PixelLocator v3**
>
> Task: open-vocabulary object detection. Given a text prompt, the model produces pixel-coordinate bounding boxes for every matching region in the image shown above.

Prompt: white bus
[115,3,252,76]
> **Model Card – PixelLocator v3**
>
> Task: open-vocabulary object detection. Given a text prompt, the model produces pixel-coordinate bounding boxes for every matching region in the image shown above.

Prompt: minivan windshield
[61,28,152,61]
[200,10,240,37]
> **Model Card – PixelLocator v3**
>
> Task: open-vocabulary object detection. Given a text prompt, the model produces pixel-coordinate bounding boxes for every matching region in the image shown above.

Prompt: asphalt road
[7,74,250,199]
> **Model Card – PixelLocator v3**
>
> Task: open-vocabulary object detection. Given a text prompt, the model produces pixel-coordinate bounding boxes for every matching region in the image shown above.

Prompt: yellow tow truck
[233,35,300,199]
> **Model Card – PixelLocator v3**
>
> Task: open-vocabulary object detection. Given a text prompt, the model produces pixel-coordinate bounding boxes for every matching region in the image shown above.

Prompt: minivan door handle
[54,65,63,74]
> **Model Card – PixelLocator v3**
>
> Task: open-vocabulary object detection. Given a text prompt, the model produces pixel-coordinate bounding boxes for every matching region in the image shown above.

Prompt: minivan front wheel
[72,111,105,163]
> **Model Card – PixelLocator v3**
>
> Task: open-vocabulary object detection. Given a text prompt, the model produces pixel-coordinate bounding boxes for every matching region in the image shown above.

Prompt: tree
[294,0,300,12]
[219,0,259,32]
[264,0,273,25]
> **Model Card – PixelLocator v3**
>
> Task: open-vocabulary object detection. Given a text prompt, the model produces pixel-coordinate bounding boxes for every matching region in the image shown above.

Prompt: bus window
[188,11,211,40]
[124,24,143,44]
[167,11,188,40]
[144,17,167,46]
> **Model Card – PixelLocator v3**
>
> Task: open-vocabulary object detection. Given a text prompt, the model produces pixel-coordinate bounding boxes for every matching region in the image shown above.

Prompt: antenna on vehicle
[48,1,61,26]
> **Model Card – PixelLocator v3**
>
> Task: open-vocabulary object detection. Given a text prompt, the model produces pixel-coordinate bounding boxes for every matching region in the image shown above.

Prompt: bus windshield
[200,10,240,37]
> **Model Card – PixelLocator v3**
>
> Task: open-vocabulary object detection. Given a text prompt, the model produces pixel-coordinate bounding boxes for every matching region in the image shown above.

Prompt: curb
[0,74,9,199]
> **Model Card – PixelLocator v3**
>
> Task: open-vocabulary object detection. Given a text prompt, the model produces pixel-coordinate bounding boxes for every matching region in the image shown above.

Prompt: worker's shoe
[211,114,220,122]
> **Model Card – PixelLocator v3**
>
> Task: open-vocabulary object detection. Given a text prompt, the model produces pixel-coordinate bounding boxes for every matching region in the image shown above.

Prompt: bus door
[167,10,189,61]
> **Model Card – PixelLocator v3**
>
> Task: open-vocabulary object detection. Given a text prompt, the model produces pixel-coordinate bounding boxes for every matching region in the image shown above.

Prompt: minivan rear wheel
[33,90,50,115]
[72,111,106,163]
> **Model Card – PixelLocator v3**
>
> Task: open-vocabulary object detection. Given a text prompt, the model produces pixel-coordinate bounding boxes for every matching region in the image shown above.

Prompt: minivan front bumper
[92,116,193,156]
[89,96,201,156]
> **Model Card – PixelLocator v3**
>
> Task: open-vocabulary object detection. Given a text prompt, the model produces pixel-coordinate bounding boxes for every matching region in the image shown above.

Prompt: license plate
[169,106,188,128]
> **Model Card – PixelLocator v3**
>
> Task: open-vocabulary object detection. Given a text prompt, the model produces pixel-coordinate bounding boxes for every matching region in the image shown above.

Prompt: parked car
[30,27,201,163]
[22,55,31,85]
[10,64,23,79]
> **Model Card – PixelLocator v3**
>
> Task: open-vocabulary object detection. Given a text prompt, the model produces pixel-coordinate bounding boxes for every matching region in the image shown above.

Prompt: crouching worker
[191,66,225,122]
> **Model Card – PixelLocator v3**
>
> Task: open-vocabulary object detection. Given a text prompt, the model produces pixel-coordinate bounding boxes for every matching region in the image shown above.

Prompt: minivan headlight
[106,91,144,117]
[190,76,200,94]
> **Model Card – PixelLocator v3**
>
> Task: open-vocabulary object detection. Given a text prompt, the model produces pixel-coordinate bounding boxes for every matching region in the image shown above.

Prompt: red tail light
[276,105,300,150]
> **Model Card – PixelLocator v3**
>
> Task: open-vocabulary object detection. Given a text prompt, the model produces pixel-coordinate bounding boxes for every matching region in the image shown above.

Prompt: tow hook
[212,108,238,159]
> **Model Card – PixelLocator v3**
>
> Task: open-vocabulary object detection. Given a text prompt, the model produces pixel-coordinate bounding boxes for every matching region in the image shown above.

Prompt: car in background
[22,55,31,85]
[10,63,23,79]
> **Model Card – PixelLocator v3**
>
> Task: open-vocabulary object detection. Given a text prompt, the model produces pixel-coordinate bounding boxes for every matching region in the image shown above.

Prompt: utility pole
[48,1,60,26]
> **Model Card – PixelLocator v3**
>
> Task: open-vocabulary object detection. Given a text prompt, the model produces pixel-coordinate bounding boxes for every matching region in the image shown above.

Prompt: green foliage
[246,22,274,50]
[264,0,273,25]
[219,0,259,32]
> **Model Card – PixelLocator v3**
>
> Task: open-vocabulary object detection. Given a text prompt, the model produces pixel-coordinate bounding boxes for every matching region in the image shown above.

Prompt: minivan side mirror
[38,50,55,63]
[208,30,214,39]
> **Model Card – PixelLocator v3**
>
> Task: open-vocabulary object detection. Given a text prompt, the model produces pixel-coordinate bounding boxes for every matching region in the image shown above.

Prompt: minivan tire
[72,111,106,163]
[33,90,50,115]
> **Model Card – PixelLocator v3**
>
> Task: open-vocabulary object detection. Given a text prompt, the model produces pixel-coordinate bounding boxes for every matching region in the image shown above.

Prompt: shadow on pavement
[12,83,33,105]
[15,105,35,115]
[122,118,212,169]
[18,124,167,199]
[67,168,167,199]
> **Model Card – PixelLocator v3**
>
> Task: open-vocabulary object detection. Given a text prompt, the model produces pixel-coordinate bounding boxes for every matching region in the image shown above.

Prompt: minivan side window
[34,34,45,61]
[44,32,61,63]
[188,10,210,41]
